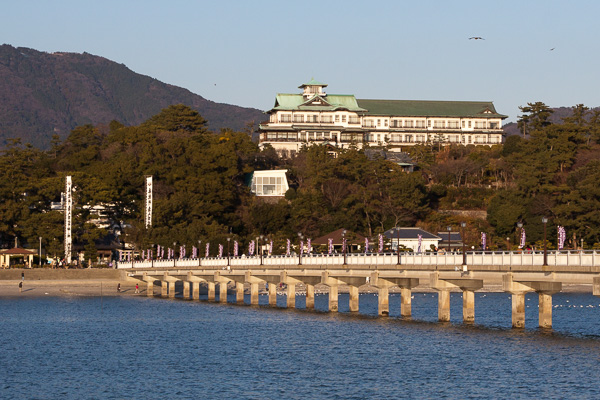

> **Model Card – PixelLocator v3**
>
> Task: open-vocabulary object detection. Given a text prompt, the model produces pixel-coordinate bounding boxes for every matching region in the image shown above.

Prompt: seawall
[0,268,128,281]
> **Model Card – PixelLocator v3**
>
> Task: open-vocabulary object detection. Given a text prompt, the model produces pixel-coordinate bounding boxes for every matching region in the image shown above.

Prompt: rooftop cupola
[299,78,327,99]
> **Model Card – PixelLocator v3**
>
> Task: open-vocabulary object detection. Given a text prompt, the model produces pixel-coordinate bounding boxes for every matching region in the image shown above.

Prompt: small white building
[250,170,289,197]
[383,227,442,252]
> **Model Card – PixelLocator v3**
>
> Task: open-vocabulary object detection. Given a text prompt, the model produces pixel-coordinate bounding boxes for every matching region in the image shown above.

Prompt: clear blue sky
[2,0,599,122]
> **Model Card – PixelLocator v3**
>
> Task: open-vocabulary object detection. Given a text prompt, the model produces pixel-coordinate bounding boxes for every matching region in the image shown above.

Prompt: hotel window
[335,115,340,122]
[433,120,445,128]
[405,120,414,128]
[416,135,424,142]
[427,120,431,127]
[415,120,426,128]
[348,116,360,124]
[405,135,413,142]
[468,121,472,128]
[294,115,304,123]
[391,134,401,142]
[384,120,388,127]
[307,115,318,123]
[322,115,333,123]
[489,121,499,129]
[280,114,291,123]
[448,121,459,129]
[377,119,381,127]
[342,115,347,122]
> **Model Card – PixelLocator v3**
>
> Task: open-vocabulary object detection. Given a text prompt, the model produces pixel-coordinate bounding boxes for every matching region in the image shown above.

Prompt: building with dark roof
[383,227,443,252]
[259,80,507,157]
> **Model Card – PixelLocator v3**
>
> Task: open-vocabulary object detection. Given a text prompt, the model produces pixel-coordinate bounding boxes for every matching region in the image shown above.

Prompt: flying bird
[550,47,555,51]
[469,36,485,40]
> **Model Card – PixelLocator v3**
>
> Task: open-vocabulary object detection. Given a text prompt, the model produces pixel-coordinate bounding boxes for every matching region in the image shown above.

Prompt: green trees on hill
[1,101,600,258]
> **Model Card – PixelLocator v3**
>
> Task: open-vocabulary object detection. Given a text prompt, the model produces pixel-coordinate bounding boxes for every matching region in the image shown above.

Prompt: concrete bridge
[121,250,600,329]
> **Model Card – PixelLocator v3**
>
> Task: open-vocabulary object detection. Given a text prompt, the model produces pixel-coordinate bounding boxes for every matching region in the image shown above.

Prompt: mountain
[0,44,265,149]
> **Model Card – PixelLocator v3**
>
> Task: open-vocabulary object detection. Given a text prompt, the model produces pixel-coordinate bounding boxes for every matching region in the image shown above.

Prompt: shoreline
[0,279,594,299]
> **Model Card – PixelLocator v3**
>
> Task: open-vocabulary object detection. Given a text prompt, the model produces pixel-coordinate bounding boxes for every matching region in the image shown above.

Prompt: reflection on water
[1,292,600,399]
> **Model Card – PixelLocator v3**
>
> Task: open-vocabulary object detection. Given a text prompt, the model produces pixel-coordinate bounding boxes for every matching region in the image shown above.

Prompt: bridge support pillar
[268,283,277,306]
[400,287,412,317]
[236,282,244,304]
[168,281,176,298]
[594,277,600,297]
[378,287,389,316]
[183,281,190,299]
[192,282,200,300]
[161,281,168,297]
[349,286,359,312]
[511,292,526,328]
[437,289,451,322]
[306,284,315,309]
[250,283,259,305]
[146,281,154,297]
[286,283,296,308]
[219,282,228,303]
[503,273,561,329]
[207,282,215,302]
[328,285,339,312]
[539,292,553,329]
[463,289,475,323]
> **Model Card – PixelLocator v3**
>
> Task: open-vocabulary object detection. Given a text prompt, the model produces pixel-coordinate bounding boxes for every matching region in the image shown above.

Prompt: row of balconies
[275,119,501,130]
[262,135,501,145]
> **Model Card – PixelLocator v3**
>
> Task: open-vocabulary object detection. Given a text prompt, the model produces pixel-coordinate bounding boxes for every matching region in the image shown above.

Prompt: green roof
[272,94,367,112]
[356,99,507,118]
[299,78,327,88]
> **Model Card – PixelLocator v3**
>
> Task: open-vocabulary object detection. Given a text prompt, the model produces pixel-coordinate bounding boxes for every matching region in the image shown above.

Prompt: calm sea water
[2,292,600,399]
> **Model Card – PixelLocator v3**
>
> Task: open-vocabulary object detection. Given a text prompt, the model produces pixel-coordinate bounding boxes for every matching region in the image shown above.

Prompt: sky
[2,0,600,123]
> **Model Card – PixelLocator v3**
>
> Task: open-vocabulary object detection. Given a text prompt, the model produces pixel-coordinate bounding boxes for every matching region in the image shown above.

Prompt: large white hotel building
[258,79,507,157]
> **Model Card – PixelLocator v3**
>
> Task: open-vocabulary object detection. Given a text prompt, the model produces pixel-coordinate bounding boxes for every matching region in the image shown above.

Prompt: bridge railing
[116,250,600,269]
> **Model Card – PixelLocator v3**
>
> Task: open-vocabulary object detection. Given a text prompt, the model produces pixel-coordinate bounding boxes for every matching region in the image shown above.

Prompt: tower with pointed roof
[258,80,507,157]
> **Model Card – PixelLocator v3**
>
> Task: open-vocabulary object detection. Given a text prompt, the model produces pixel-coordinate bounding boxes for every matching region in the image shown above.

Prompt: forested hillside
[1,102,599,262]
[0,45,264,149]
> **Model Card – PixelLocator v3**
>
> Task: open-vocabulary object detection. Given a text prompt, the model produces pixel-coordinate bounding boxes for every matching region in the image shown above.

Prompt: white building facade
[259,79,507,157]
[250,169,289,197]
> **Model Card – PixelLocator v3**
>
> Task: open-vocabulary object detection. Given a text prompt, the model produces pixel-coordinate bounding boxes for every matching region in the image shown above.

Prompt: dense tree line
[1,102,599,262]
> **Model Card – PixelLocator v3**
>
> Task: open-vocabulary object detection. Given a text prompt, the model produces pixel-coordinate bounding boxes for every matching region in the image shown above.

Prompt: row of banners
[123,227,569,261]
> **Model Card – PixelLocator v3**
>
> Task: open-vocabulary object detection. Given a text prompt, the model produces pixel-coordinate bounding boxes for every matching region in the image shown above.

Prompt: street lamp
[259,235,264,265]
[506,237,510,251]
[446,226,452,253]
[394,227,400,265]
[542,217,548,266]
[460,222,467,266]
[517,222,523,250]
[297,232,303,265]
[342,229,347,265]
[227,237,231,266]
[39,236,42,267]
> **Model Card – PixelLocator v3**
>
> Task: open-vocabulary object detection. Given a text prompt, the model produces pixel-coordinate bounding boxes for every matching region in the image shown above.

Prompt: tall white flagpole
[145,176,153,229]
[64,176,72,264]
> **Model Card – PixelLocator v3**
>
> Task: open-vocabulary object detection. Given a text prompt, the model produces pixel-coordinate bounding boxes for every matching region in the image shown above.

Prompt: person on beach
[135,283,139,294]
[19,281,23,293]
[21,272,24,281]
[117,283,121,293]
